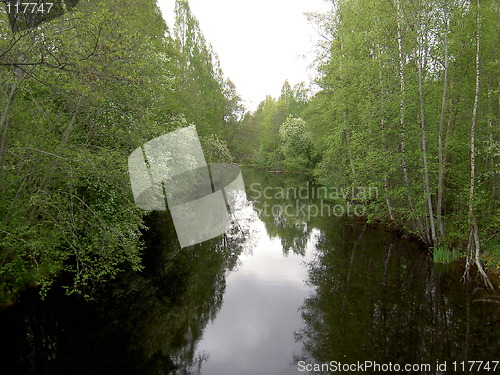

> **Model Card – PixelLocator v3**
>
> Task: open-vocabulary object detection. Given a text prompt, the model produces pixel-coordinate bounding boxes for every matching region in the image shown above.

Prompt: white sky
[156,0,331,111]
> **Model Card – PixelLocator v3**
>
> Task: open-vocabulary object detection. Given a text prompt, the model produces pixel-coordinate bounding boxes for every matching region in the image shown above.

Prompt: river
[0,167,498,374]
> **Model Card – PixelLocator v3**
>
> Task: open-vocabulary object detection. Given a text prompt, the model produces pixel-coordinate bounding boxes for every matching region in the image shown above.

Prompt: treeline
[232,0,499,284]
[231,80,313,169]
[0,0,244,299]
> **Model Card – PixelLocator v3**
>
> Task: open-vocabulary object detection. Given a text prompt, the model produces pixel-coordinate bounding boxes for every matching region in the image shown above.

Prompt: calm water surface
[0,168,498,374]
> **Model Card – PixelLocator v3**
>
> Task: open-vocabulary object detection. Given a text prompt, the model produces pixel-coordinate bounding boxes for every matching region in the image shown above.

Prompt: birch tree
[463,0,493,289]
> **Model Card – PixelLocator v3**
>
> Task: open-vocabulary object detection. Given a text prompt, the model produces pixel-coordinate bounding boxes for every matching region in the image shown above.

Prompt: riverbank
[242,167,499,289]
[1,166,498,374]
[361,218,499,291]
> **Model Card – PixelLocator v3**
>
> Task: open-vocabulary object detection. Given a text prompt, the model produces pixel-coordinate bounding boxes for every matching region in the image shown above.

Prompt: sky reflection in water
[194,213,319,375]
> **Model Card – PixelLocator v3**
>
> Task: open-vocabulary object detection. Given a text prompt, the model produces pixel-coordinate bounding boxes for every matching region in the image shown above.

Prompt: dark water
[0,168,498,374]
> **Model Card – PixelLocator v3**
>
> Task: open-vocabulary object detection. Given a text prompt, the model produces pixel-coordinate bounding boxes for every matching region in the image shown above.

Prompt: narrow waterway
[0,168,498,374]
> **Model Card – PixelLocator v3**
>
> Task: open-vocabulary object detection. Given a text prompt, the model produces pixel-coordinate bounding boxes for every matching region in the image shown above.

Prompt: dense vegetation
[0,0,498,301]
[0,0,242,300]
[232,0,499,287]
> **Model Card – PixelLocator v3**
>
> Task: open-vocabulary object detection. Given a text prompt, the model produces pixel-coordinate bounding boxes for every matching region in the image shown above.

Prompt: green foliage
[482,236,500,272]
[0,0,241,300]
[172,0,227,137]
[301,0,499,252]
[229,112,261,162]
[279,116,313,172]
[230,0,498,268]
[432,246,461,264]
[232,82,312,168]
[200,134,234,163]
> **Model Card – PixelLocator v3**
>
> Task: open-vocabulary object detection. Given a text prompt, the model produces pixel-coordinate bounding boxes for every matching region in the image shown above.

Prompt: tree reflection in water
[246,168,320,257]
[0,210,248,375]
[295,221,499,372]
[0,168,498,375]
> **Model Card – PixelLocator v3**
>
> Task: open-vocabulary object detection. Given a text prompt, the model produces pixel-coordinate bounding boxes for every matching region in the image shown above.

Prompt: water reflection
[0,168,498,375]
[0,211,246,374]
[296,223,499,373]
[190,218,318,375]
[245,169,321,257]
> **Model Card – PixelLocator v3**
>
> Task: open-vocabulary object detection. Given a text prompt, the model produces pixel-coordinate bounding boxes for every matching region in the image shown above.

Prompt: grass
[432,245,461,264]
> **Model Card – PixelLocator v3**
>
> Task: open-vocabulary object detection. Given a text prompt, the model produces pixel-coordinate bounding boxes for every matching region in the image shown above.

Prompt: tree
[222,78,245,145]
[241,81,311,169]
[0,0,241,300]
[279,116,312,172]
[301,0,498,263]
[437,0,450,239]
[463,0,493,289]
[173,0,226,136]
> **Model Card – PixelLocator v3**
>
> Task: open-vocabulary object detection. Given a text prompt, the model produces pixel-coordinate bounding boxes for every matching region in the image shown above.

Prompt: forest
[0,0,498,302]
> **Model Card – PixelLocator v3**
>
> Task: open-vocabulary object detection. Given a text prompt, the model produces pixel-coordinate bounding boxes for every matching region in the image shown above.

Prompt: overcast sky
[156,0,331,111]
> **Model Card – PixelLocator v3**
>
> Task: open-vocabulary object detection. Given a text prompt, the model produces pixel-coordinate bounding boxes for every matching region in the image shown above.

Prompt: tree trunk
[29,97,83,224]
[0,80,19,170]
[377,44,395,222]
[417,19,438,245]
[0,61,27,171]
[396,0,425,239]
[464,0,493,289]
[437,0,449,239]
[344,128,357,186]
